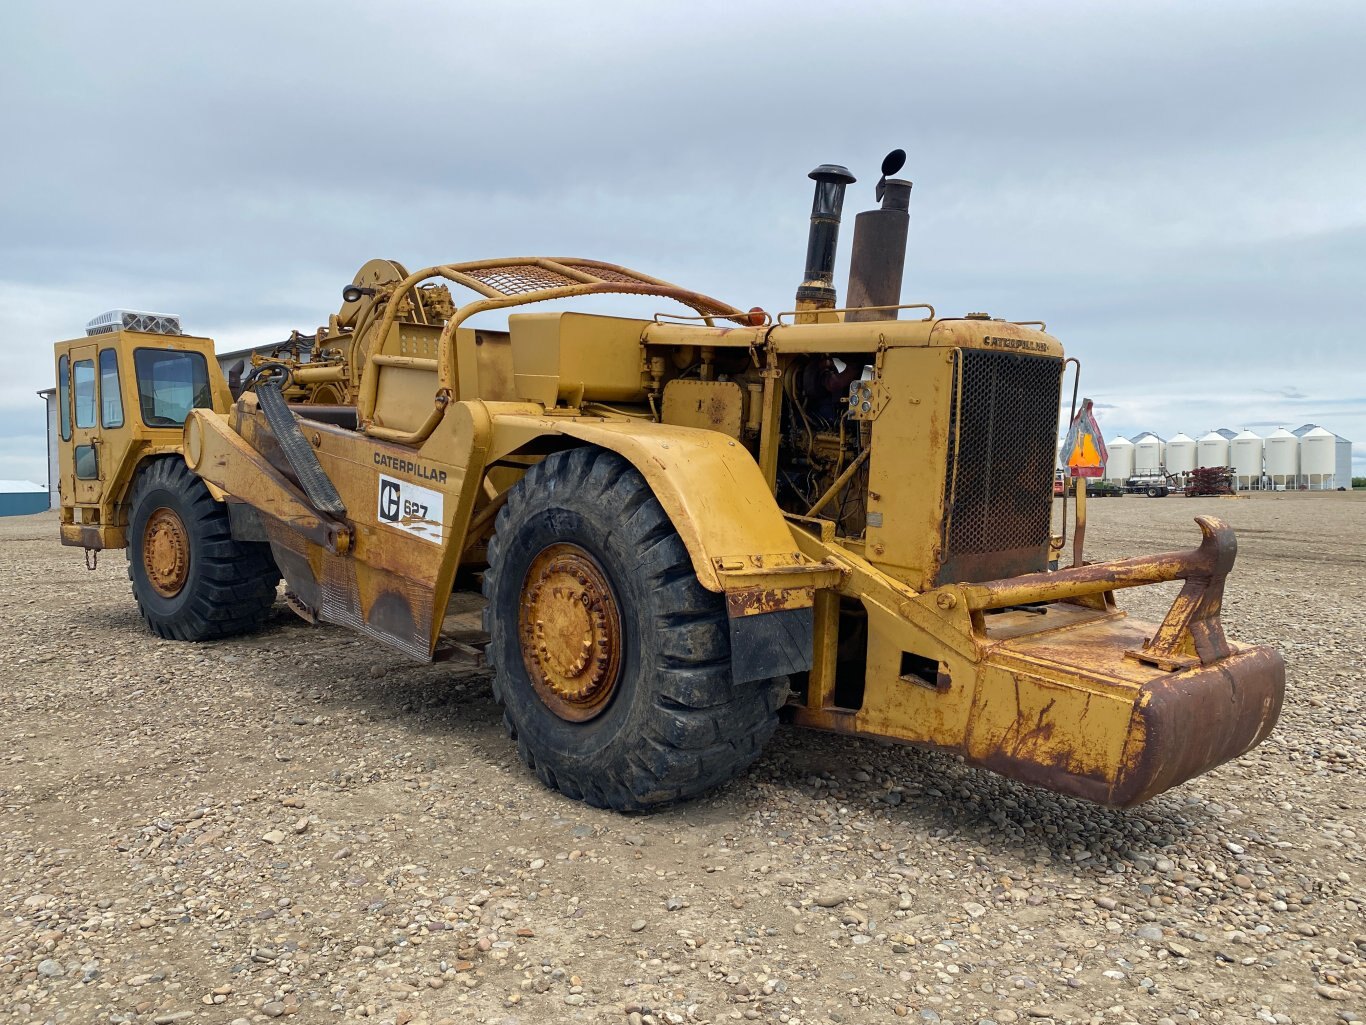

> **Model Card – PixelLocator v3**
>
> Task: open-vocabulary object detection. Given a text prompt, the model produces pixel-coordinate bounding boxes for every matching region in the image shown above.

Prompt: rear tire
[126,457,280,640]
[482,448,788,811]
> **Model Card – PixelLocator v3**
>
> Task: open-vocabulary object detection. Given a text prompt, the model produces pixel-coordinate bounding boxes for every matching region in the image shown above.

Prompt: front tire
[126,457,280,641]
[482,448,788,810]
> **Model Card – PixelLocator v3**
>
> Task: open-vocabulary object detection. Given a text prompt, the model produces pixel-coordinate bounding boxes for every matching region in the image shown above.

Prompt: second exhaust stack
[846,150,912,322]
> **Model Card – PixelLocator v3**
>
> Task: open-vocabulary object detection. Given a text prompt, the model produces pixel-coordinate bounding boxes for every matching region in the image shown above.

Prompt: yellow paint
[52,330,231,550]
[50,250,1282,807]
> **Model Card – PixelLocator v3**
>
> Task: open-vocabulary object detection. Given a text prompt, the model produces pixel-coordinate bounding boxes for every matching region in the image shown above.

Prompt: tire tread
[126,457,279,641]
[483,448,786,811]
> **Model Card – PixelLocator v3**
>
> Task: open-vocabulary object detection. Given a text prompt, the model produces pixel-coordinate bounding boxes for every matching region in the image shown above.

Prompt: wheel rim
[518,542,624,722]
[143,507,190,598]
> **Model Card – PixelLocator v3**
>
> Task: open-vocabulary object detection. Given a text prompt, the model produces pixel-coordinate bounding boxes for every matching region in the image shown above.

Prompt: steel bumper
[789,515,1286,807]
[1114,644,1284,805]
[969,630,1284,807]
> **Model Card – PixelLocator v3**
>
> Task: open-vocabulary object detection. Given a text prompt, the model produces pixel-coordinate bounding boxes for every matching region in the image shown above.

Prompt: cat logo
[375,474,445,544]
[378,478,401,522]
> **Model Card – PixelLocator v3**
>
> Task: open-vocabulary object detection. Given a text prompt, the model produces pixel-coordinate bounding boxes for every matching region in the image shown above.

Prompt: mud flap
[729,606,813,683]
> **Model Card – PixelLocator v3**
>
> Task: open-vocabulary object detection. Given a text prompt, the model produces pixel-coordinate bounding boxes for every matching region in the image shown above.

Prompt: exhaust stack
[795,164,856,312]
[846,149,912,322]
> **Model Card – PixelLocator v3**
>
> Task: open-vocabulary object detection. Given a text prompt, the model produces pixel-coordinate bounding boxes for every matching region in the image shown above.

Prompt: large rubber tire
[126,457,280,641]
[482,448,788,811]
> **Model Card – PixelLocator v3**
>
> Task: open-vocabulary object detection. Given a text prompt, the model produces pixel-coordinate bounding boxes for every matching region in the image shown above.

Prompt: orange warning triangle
[1063,398,1108,478]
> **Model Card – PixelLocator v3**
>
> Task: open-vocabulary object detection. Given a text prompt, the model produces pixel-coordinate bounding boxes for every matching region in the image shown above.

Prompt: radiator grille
[941,349,1062,580]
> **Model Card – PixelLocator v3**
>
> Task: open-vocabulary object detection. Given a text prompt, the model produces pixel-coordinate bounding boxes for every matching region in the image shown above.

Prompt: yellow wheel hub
[143,507,190,598]
[518,542,623,722]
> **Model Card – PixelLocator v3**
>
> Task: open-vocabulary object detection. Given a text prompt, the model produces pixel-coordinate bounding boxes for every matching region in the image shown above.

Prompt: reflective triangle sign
[1063,398,1108,478]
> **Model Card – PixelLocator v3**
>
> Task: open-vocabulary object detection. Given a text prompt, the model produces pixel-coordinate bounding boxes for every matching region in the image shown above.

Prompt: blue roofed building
[0,480,50,517]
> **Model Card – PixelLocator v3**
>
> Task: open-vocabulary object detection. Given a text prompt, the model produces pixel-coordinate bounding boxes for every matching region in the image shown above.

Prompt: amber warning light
[1064,398,1108,478]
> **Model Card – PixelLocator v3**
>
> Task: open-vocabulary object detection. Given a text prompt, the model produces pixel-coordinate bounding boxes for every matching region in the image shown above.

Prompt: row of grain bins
[1103,425,1353,490]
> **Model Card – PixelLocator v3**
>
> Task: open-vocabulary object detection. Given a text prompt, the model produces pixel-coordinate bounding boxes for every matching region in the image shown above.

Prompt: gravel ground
[1,492,1362,1025]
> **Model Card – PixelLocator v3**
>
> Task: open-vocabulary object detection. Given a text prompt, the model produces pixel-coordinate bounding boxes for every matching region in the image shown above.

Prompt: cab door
[66,343,103,505]
[64,341,131,507]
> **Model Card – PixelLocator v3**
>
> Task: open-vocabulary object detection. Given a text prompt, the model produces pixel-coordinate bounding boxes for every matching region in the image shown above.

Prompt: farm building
[0,480,50,517]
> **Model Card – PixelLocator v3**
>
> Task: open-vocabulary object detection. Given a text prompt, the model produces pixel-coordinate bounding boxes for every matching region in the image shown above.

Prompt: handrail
[774,302,935,324]
[357,258,745,446]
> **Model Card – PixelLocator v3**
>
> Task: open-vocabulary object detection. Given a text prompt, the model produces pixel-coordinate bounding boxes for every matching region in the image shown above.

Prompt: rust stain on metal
[50,229,1285,812]
[518,542,624,722]
[706,395,730,426]
[1127,519,1234,669]
[962,516,1238,670]
[142,507,190,598]
[1110,645,1284,806]
[68,524,107,550]
[970,642,1284,808]
[660,379,746,439]
[724,584,813,619]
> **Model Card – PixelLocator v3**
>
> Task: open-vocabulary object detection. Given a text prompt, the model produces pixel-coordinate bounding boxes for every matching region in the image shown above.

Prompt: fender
[484,412,841,682]
[484,412,842,597]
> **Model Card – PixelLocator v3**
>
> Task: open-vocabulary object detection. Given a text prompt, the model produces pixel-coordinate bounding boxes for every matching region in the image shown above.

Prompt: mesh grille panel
[463,264,577,295]
[454,259,740,320]
[943,349,1063,558]
[580,265,648,285]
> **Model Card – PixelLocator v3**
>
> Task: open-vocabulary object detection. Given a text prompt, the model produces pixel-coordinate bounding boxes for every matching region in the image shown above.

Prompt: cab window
[73,358,96,429]
[133,349,212,426]
[57,354,71,440]
[74,445,99,480]
[99,349,124,428]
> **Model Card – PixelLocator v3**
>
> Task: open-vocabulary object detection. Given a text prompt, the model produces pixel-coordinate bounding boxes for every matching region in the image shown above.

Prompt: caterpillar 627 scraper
[52,154,1283,810]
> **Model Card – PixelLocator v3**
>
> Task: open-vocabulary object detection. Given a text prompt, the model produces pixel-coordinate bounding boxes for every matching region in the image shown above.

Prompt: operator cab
[52,311,229,550]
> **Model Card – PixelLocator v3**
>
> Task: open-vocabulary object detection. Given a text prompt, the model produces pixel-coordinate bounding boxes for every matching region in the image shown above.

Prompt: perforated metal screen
[454,260,739,320]
[941,349,1063,575]
[464,264,578,296]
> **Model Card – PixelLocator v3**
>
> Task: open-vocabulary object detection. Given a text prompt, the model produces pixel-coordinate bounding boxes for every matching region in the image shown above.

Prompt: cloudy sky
[3,0,1363,485]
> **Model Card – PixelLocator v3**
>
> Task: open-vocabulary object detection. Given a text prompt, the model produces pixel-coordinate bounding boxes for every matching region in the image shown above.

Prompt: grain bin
[1166,433,1197,479]
[1198,429,1231,470]
[1300,426,1353,489]
[1263,428,1301,489]
[1230,429,1264,490]
[1133,433,1165,475]
[1105,436,1135,482]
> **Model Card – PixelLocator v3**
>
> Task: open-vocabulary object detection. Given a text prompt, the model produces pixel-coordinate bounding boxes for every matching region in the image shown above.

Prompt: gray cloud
[3,0,1364,484]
